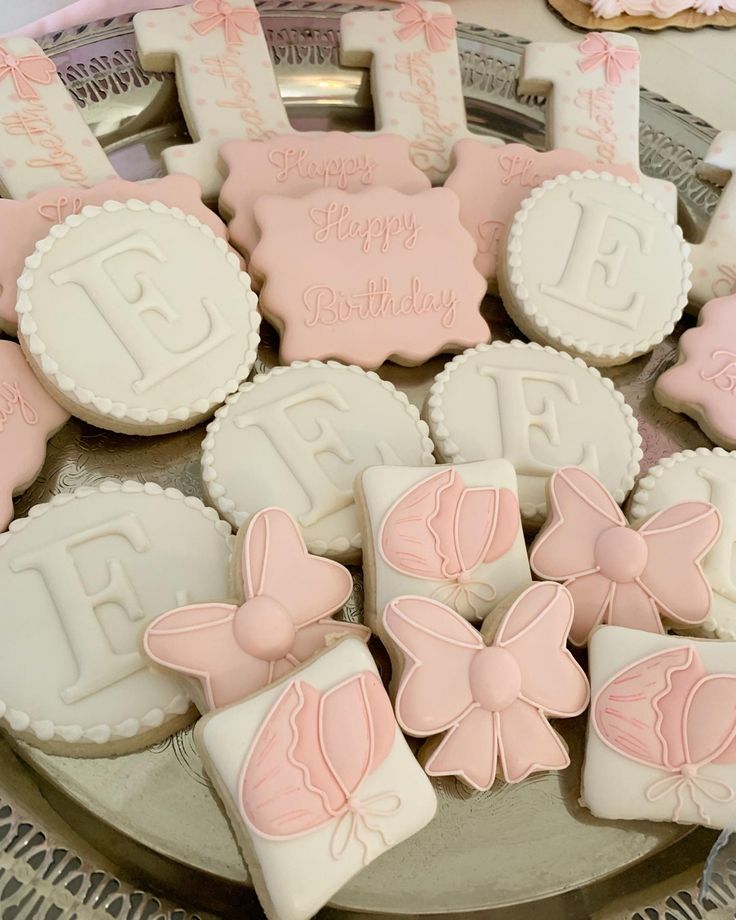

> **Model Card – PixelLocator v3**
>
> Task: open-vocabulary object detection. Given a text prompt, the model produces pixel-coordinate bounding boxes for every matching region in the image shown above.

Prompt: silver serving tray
[1,4,735,918]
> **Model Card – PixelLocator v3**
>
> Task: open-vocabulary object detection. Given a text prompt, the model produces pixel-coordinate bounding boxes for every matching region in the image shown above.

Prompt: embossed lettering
[1,100,90,186]
[497,152,543,188]
[0,381,37,431]
[267,147,377,189]
[701,351,736,393]
[309,202,421,253]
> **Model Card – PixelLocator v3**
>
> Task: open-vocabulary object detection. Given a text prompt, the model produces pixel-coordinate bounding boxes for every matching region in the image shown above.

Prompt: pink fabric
[4,1,185,39]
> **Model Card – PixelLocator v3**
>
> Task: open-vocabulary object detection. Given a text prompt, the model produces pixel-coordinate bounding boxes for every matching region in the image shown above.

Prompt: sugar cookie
[383,583,589,791]
[195,638,437,920]
[423,341,643,527]
[355,460,531,630]
[499,171,691,367]
[583,626,736,830]
[201,361,435,562]
[581,0,736,17]
[0,480,233,755]
[16,200,260,435]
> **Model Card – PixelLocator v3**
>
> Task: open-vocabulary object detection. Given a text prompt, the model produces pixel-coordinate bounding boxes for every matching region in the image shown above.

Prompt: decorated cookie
[355,461,531,630]
[583,626,736,829]
[629,448,736,641]
[201,361,434,562]
[195,637,437,920]
[340,1,500,183]
[445,142,637,291]
[16,200,260,435]
[499,171,691,367]
[655,295,736,448]
[581,0,736,17]
[518,33,676,213]
[144,507,369,712]
[0,341,68,532]
[383,583,589,791]
[0,37,116,199]
[219,132,430,261]
[529,466,721,646]
[0,175,226,336]
[134,0,291,200]
[423,341,643,527]
[0,480,233,755]
[249,186,488,369]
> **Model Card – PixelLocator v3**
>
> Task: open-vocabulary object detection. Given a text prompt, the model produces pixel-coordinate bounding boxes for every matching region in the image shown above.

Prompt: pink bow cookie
[192,0,260,45]
[144,507,369,709]
[577,33,640,87]
[529,467,721,647]
[0,46,57,101]
[393,2,456,53]
[383,583,589,791]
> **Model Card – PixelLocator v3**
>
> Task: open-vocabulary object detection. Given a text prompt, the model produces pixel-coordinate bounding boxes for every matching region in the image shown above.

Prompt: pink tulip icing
[577,33,640,87]
[383,583,590,790]
[593,646,736,824]
[379,467,521,619]
[529,467,721,646]
[392,2,456,52]
[240,671,401,862]
[144,507,369,709]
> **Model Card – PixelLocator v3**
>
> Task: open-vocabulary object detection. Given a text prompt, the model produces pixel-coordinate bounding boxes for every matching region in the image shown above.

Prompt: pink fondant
[4,1,185,40]
[249,186,489,369]
[0,174,227,334]
[0,47,56,100]
[382,582,589,790]
[192,0,259,44]
[529,467,721,646]
[144,507,368,709]
[392,2,456,53]
[577,33,640,87]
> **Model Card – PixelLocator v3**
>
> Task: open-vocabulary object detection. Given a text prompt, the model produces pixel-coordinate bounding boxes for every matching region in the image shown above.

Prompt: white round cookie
[16,200,260,435]
[201,360,435,561]
[499,171,691,367]
[423,341,642,527]
[629,447,736,641]
[0,480,233,755]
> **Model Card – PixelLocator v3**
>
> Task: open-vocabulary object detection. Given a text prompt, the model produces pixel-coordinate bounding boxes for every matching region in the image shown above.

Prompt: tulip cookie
[196,638,437,920]
[383,582,590,791]
[145,507,370,712]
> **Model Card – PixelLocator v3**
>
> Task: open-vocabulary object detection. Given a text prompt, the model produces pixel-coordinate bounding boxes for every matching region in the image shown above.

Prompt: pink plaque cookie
[0,341,69,532]
[249,186,489,369]
[219,132,431,260]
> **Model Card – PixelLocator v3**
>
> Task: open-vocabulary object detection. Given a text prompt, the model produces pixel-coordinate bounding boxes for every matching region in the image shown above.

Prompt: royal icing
[424,341,643,527]
[196,638,437,920]
[0,480,233,751]
[0,341,69,533]
[518,33,676,214]
[582,0,736,16]
[201,361,435,561]
[529,466,721,646]
[339,1,500,183]
[0,38,116,199]
[357,461,531,630]
[501,171,692,367]
[583,626,736,829]
[145,507,369,711]
[16,200,260,434]
[249,186,488,369]
[0,175,226,336]
[383,583,589,790]
[218,132,430,261]
[444,141,637,290]
[134,0,292,199]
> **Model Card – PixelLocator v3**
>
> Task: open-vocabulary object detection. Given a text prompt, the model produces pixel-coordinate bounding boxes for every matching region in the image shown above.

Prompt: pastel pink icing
[144,507,369,709]
[4,1,185,39]
[0,47,56,100]
[382,582,589,790]
[392,2,456,52]
[529,467,721,646]
[192,0,259,43]
[577,33,640,87]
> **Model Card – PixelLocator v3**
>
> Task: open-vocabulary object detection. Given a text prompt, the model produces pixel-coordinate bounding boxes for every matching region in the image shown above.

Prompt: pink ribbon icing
[192,0,259,45]
[392,2,456,53]
[0,46,57,100]
[577,32,640,87]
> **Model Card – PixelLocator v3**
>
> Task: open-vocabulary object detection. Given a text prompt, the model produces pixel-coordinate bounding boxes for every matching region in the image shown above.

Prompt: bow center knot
[233,595,296,660]
[681,764,699,781]
[594,526,648,583]
[470,646,521,713]
[4,55,18,68]
[218,1,233,12]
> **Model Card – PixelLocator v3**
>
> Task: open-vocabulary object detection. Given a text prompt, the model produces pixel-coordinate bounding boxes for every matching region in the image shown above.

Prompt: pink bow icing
[393,2,457,53]
[192,0,259,45]
[379,467,521,621]
[144,507,369,709]
[0,46,57,101]
[240,672,400,864]
[529,467,721,647]
[577,33,640,87]
[594,646,736,825]
[383,583,590,791]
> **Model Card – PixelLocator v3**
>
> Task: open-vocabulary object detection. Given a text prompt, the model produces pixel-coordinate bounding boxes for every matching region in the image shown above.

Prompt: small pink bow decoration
[241,672,401,864]
[144,507,369,710]
[594,646,736,825]
[192,0,259,45]
[383,583,590,791]
[0,47,57,101]
[577,33,640,88]
[529,467,721,647]
[393,2,456,53]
